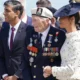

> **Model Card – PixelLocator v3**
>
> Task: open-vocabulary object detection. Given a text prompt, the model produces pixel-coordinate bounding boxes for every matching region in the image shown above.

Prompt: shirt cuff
[52,66,58,77]
[2,74,8,79]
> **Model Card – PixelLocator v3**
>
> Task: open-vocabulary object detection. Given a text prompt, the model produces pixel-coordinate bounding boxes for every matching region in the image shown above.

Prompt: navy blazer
[0,21,32,79]
[22,26,66,80]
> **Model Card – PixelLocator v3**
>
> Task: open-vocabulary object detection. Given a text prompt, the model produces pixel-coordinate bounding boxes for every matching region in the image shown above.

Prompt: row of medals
[29,33,59,65]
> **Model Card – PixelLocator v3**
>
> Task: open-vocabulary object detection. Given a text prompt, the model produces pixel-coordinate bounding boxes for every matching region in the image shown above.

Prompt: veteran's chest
[27,32,60,56]
[27,32,61,66]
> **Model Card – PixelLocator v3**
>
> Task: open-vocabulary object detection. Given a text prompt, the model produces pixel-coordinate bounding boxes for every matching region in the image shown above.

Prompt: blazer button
[33,75,36,78]
[34,65,37,68]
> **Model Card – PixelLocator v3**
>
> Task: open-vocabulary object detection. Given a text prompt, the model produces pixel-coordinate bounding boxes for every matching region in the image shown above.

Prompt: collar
[39,26,50,37]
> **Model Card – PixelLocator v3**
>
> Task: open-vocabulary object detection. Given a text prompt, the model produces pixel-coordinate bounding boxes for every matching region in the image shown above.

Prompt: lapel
[12,21,25,50]
[2,23,11,53]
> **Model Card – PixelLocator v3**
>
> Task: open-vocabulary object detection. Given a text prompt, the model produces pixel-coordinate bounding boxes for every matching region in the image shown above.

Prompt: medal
[29,57,34,63]
[29,51,32,55]
[55,48,59,56]
[53,48,56,53]
[43,53,47,56]
[34,53,37,57]
[47,34,53,43]
[54,38,58,42]
[55,52,59,56]
[47,53,52,56]
[54,32,59,42]
[52,48,56,57]
[30,63,32,66]
[29,38,33,46]
[51,52,53,56]
[43,48,47,56]
[50,58,54,62]
[44,47,48,53]
[34,39,37,44]
[32,53,35,56]
[48,43,51,47]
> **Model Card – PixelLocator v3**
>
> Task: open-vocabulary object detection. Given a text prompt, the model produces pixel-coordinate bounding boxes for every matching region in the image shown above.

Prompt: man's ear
[51,17,56,24]
[15,10,20,17]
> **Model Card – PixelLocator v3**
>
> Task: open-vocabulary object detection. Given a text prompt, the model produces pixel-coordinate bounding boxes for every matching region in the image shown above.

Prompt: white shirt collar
[40,26,50,37]
[22,14,27,23]
[10,20,21,31]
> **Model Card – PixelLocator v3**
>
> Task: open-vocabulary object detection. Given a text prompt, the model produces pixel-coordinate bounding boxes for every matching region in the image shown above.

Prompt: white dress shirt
[52,30,80,80]
[39,26,50,47]
[8,20,21,49]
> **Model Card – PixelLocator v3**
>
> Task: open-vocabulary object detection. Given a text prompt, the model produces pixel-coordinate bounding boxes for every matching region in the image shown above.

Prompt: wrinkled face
[3,5,17,23]
[32,15,49,32]
[59,16,71,28]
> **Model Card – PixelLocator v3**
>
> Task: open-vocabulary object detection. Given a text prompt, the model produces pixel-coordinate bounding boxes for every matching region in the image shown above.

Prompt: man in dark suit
[22,7,66,80]
[0,1,31,80]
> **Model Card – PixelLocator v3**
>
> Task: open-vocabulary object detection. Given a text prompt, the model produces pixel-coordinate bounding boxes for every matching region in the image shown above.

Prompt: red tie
[10,27,15,50]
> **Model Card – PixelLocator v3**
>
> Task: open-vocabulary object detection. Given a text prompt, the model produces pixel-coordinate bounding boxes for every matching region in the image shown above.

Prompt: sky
[0,0,69,16]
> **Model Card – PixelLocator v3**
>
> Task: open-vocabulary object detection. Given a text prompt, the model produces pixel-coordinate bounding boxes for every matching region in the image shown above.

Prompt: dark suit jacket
[0,21,32,79]
[22,26,66,80]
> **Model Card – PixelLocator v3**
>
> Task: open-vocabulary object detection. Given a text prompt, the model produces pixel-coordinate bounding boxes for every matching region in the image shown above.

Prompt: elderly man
[22,7,66,80]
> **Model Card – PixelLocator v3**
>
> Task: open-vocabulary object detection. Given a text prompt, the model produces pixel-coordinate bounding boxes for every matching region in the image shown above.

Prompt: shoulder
[25,26,35,38]
[2,22,9,26]
[50,26,66,45]
[1,22,9,32]
[50,26,65,36]
[26,25,34,32]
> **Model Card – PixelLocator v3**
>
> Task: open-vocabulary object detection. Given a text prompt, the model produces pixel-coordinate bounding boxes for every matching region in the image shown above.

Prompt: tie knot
[11,27,15,31]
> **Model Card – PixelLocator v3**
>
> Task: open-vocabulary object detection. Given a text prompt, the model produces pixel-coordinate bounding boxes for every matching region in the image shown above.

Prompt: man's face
[32,15,49,32]
[3,5,17,22]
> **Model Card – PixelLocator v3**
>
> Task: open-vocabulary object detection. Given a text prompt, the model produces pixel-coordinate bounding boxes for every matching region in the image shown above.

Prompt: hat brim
[54,4,80,18]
